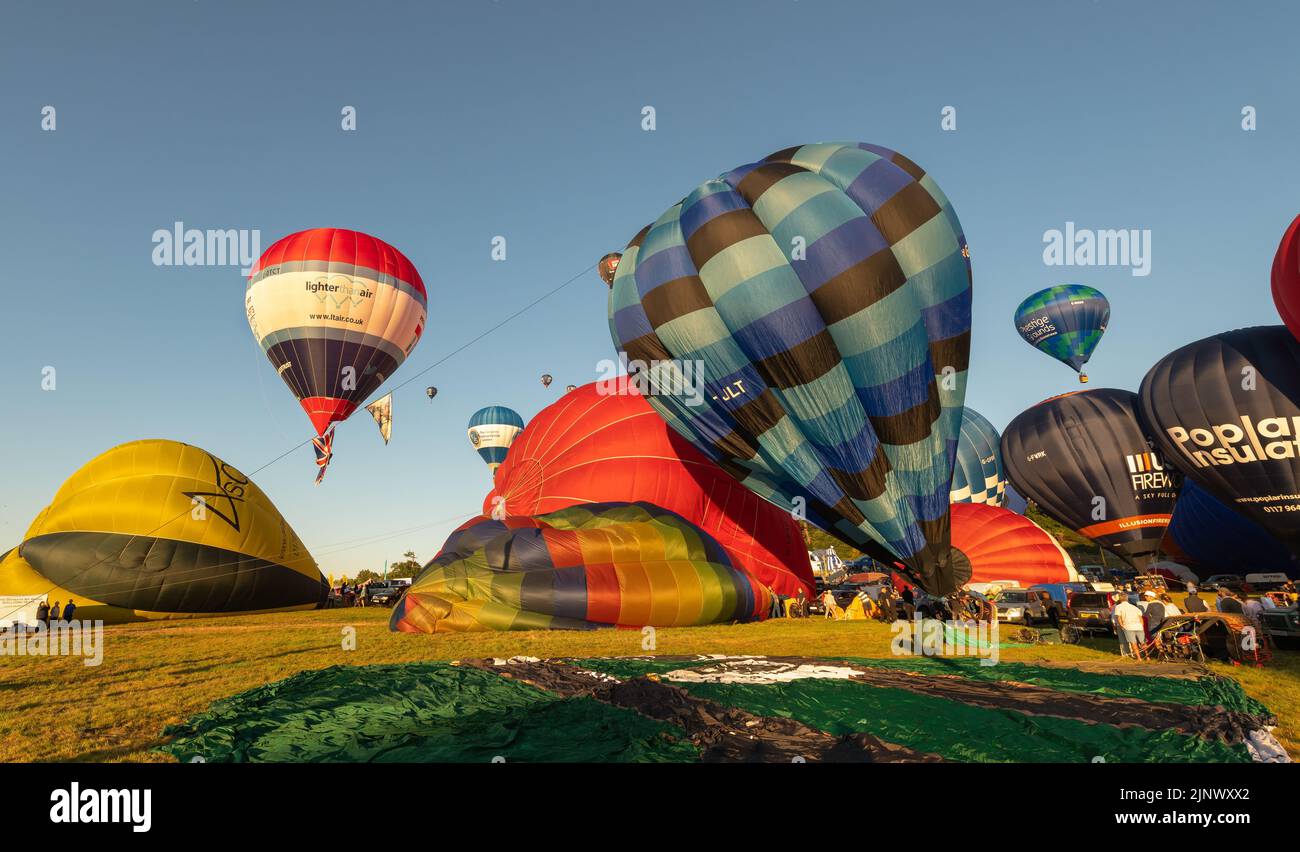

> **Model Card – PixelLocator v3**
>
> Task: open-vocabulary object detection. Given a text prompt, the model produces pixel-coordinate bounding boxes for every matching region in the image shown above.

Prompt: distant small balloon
[425,386,438,400]
[598,252,622,288]
[565,384,577,393]
[541,374,553,388]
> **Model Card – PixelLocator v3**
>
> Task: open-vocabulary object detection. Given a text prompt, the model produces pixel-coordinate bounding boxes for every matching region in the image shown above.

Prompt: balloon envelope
[9,440,326,621]
[1271,214,1300,339]
[1163,479,1295,577]
[1139,325,1300,552]
[246,228,426,437]
[485,377,813,597]
[607,142,972,594]
[598,252,622,287]
[1014,285,1109,378]
[390,503,773,633]
[1001,389,1179,570]
[949,408,1006,507]
[950,503,1077,586]
[467,405,524,470]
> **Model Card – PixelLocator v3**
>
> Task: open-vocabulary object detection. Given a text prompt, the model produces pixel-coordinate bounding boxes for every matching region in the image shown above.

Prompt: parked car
[365,582,405,607]
[991,588,1047,625]
[1202,574,1244,593]
[1029,583,1091,622]
[1066,590,1117,635]
[1261,603,1300,644]
[1245,572,1290,592]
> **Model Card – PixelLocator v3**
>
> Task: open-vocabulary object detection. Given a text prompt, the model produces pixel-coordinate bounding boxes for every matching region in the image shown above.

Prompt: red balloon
[950,503,1077,587]
[1272,214,1300,338]
[484,378,814,597]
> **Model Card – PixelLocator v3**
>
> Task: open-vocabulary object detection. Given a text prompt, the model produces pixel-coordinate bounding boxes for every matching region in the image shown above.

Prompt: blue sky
[2,0,1297,578]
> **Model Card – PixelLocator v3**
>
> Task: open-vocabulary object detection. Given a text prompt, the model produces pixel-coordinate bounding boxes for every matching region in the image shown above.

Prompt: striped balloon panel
[1013,284,1109,373]
[608,142,971,593]
[246,229,427,435]
[949,407,1006,506]
[390,502,773,633]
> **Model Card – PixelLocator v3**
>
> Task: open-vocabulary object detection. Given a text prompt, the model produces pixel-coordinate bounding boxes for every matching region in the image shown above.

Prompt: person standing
[1112,596,1146,658]
[36,599,50,626]
[1183,584,1208,613]
[48,600,61,622]
[1140,591,1165,637]
[62,599,77,623]
[1219,591,1245,615]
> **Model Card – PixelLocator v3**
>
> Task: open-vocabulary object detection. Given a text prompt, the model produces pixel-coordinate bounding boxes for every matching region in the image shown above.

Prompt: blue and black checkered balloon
[608,142,972,594]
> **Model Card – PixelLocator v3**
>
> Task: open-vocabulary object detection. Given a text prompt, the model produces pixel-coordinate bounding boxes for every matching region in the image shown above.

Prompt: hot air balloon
[607,142,973,594]
[949,408,1006,507]
[1272,214,1300,340]
[565,384,577,393]
[467,405,524,471]
[1001,389,1180,571]
[597,252,621,288]
[1014,285,1109,383]
[1163,480,1295,577]
[426,386,438,401]
[541,373,553,388]
[485,377,813,597]
[1139,326,1300,553]
[390,503,773,633]
[5,440,327,623]
[949,503,1077,586]
[246,228,427,483]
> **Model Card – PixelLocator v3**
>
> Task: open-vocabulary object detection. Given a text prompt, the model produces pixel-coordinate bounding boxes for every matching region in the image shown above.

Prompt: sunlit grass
[0,608,1295,762]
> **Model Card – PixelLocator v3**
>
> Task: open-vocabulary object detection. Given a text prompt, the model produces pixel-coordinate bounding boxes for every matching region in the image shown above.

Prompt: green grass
[0,608,1296,762]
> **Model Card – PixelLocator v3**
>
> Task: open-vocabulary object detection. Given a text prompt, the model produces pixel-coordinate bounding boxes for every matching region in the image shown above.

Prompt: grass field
[1,608,1297,762]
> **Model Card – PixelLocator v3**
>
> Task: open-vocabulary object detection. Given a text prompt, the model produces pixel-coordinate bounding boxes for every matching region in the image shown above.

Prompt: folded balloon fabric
[390,502,774,633]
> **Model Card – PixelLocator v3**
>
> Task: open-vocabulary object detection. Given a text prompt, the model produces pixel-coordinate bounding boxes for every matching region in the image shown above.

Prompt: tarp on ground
[157,656,1287,764]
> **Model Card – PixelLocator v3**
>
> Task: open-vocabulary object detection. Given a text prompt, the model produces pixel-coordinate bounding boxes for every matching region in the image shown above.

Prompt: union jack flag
[313,425,336,485]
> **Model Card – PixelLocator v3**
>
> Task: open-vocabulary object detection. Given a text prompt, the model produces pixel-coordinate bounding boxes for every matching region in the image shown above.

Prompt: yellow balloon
[7,440,325,622]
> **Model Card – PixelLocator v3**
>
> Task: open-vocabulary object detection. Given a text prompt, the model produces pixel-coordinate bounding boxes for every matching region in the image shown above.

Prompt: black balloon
[1139,325,1300,551]
[1001,388,1180,570]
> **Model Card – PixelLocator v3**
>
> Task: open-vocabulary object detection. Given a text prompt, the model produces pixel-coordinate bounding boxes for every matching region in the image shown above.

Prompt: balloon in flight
[1014,284,1109,383]
[467,405,524,471]
[607,142,973,594]
[597,252,621,288]
[246,228,426,482]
